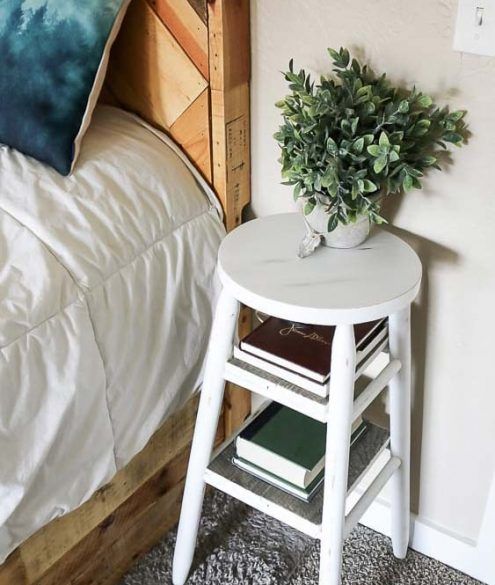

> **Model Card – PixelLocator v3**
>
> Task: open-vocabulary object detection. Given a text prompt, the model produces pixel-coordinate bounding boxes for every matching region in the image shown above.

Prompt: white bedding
[0,106,225,561]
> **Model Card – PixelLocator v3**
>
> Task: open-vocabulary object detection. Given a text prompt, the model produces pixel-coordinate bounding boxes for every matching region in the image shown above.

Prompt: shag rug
[121,490,483,585]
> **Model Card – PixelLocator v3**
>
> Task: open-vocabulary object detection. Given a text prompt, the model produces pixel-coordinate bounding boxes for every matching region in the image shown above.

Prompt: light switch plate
[453,0,495,56]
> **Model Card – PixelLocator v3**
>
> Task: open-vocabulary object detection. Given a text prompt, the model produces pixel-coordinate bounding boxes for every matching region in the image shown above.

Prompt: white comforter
[0,106,225,561]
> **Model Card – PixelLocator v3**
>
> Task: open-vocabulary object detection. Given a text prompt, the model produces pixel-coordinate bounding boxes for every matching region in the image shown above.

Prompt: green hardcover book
[236,403,365,489]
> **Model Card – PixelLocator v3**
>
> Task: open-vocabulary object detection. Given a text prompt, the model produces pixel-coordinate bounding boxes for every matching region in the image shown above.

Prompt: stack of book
[231,317,388,501]
[233,402,367,502]
[234,317,387,397]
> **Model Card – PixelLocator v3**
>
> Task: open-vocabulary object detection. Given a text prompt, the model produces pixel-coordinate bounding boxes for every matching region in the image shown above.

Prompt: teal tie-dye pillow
[0,0,130,175]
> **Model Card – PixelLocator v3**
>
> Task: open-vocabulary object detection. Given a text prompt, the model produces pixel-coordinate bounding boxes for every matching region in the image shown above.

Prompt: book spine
[239,342,328,383]
[232,457,315,502]
[233,346,329,397]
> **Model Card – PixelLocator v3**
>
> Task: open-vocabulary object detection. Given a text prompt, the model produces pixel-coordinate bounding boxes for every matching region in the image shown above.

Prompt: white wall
[251,0,495,575]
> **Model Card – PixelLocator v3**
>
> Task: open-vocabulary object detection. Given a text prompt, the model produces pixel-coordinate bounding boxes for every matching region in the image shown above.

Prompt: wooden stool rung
[344,455,401,538]
[353,359,402,423]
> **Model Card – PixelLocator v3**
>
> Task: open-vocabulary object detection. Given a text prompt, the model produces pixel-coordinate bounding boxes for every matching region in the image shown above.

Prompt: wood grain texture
[107,0,207,129]
[149,0,209,79]
[208,0,252,434]
[209,0,251,232]
[187,0,207,24]
[170,88,212,181]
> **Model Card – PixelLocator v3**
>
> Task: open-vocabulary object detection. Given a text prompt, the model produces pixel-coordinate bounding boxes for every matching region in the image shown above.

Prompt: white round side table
[173,213,422,585]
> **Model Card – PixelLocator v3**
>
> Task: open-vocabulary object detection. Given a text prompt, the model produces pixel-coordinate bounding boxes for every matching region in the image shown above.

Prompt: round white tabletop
[218,213,422,325]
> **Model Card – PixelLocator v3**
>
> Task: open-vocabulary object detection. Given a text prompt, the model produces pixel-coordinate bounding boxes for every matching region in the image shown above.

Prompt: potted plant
[274,47,467,255]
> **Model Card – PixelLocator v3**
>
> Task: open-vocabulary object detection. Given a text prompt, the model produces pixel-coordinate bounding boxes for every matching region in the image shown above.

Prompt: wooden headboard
[105,0,250,232]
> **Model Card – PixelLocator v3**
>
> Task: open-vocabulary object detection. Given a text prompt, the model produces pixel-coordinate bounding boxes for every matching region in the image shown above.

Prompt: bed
[0,0,250,583]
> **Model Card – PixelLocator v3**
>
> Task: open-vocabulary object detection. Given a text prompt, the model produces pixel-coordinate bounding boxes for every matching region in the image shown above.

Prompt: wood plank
[0,396,200,585]
[209,0,250,93]
[170,88,212,181]
[208,0,252,433]
[209,0,251,232]
[148,0,209,79]
[187,0,207,24]
[37,450,190,585]
[107,0,207,130]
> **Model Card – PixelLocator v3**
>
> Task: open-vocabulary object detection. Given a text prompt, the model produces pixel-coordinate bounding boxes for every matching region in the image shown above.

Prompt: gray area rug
[121,490,483,585]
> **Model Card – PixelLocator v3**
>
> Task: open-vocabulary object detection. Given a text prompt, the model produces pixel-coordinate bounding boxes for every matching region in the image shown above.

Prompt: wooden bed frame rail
[0,1,250,583]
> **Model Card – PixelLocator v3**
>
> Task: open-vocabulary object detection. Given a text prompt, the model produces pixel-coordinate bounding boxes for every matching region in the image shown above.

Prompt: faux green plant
[274,47,467,231]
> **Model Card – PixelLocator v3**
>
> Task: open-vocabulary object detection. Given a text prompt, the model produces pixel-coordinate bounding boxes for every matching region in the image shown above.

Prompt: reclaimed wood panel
[149,0,209,79]
[107,0,207,130]
[208,0,252,434]
[170,88,212,181]
[209,0,250,232]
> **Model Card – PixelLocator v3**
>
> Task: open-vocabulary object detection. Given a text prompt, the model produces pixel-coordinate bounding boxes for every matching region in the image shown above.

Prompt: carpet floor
[120,490,483,585]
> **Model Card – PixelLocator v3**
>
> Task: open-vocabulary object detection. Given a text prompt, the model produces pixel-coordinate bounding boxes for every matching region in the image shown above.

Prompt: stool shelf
[224,335,390,423]
[205,421,390,540]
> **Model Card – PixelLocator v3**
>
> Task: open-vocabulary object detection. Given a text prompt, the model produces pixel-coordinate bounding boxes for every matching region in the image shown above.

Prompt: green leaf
[326,137,338,154]
[328,48,341,62]
[352,137,365,154]
[417,94,433,108]
[398,100,409,113]
[449,110,465,122]
[367,145,381,157]
[421,155,437,166]
[379,131,390,147]
[304,201,315,215]
[293,182,302,201]
[443,131,463,144]
[362,101,375,116]
[413,119,431,136]
[351,117,359,134]
[373,155,388,174]
[356,85,371,97]
[351,58,361,74]
[363,179,378,192]
[388,150,400,163]
[340,48,350,67]
[327,214,339,232]
[403,174,414,191]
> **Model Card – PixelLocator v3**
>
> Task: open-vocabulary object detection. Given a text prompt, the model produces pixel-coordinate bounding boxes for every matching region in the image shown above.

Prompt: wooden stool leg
[319,324,356,585]
[389,305,411,558]
[172,289,239,585]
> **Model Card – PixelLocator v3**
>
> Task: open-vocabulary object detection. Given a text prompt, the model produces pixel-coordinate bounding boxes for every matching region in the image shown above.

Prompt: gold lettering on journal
[278,324,330,346]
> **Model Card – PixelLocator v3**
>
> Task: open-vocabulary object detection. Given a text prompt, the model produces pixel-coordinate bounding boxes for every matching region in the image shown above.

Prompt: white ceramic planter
[305,205,370,249]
